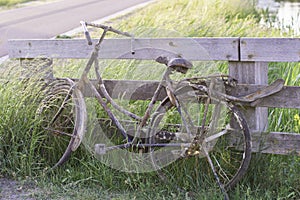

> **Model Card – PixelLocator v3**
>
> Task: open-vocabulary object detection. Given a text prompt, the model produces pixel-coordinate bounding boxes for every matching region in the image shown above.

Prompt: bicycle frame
[77,22,190,146]
[77,21,284,150]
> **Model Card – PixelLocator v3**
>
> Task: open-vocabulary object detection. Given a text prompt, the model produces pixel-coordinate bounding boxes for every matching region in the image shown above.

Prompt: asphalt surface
[0,0,152,57]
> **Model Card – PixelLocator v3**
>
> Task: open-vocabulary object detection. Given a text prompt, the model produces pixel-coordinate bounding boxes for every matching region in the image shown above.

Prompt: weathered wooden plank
[83,79,167,100]
[82,79,300,108]
[8,38,239,61]
[240,38,300,62]
[251,132,300,156]
[10,37,300,62]
[230,85,300,109]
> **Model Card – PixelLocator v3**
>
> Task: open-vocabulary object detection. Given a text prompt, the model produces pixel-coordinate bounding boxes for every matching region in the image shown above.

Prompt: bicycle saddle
[156,56,193,74]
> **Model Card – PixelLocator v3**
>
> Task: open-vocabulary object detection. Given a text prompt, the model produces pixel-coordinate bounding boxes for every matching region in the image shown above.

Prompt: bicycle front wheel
[148,90,251,191]
[37,78,87,168]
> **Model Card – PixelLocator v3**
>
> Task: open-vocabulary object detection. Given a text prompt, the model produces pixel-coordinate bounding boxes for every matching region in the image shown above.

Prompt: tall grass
[111,0,283,37]
[0,63,45,177]
[0,0,299,199]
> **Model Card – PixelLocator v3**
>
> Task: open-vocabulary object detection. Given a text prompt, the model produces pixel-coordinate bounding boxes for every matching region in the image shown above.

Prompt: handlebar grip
[84,31,92,45]
[80,21,93,45]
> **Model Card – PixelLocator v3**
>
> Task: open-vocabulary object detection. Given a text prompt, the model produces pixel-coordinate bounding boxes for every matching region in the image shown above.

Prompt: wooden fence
[8,37,300,156]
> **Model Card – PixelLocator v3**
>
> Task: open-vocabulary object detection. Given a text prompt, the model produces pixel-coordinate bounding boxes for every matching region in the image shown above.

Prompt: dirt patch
[0,178,40,200]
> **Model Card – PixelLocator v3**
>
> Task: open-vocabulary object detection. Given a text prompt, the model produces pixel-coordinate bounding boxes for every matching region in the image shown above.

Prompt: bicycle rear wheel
[37,78,87,168]
[148,87,251,191]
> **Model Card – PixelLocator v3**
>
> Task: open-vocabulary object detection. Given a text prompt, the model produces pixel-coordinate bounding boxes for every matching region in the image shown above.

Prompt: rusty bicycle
[36,21,284,198]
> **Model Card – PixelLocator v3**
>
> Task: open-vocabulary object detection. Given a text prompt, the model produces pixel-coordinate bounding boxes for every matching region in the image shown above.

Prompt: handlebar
[80,21,134,46]
[85,22,133,38]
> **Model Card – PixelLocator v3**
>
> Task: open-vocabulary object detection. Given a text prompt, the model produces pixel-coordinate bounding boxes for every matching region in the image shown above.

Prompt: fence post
[228,61,268,132]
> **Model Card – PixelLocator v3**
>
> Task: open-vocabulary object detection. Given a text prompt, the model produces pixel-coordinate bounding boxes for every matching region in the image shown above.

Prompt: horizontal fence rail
[240,38,300,62]
[84,79,300,109]
[7,37,300,156]
[8,38,239,60]
[8,37,300,61]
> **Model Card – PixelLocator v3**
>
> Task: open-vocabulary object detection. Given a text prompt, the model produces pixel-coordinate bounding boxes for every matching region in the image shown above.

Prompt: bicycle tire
[37,78,87,168]
[148,87,251,191]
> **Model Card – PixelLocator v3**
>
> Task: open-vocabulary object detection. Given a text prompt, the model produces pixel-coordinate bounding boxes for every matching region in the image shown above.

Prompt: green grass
[0,0,37,7]
[1,0,300,199]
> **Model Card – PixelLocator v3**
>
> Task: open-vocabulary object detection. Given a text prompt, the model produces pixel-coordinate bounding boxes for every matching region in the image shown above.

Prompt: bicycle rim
[148,91,251,192]
[37,78,87,168]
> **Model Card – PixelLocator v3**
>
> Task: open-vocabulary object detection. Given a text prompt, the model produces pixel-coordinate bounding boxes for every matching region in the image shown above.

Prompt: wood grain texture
[251,132,300,155]
[9,37,300,62]
[229,61,269,132]
[240,38,300,62]
[8,38,239,61]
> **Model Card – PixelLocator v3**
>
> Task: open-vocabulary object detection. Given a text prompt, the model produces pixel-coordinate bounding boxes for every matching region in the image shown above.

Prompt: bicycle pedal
[95,144,106,155]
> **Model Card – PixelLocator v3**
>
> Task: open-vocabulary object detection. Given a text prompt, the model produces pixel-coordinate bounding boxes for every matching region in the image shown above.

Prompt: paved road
[0,0,152,57]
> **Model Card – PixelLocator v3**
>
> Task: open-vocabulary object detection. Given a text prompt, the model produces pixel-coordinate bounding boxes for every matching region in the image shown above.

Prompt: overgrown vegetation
[1,0,300,199]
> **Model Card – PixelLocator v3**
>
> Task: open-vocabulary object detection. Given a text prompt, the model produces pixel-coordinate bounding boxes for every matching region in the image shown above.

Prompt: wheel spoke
[44,127,75,138]
[205,125,229,143]
[203,146,229,200]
